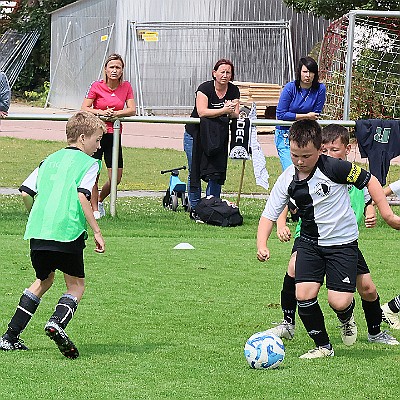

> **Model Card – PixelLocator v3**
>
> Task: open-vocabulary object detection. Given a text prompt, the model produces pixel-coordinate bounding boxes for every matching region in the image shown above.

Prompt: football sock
[6,289,41,340]
[281,273,296,325]
[49,294,78,329]
[332,298,355,324]
[362,296,382,336]
[388,295,400,313]
[298,297,330,347]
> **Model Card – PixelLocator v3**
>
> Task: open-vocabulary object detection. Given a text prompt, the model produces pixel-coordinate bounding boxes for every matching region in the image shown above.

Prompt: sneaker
[368,330,400,345]
[93,210,101,220]
[0,335,29,351]
[338,314,357,346]
[189,210,204,224]
[266,320,295,340]
[44,321,79,359]
[299,346,334,359]
[382,303,400,330]
[98,202,106,218]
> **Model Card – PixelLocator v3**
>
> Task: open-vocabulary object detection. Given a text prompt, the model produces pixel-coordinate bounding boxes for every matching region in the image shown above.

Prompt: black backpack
[194,196,243,227]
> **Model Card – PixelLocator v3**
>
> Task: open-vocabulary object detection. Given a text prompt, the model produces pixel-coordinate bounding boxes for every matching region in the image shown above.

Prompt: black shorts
[93,133,123,168]
[292,238,369,276]
[30,250,85,280]
[295,238,358,293]
[357,248,370,275]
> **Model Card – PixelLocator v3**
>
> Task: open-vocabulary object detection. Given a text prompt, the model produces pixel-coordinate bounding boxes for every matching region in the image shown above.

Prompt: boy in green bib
[0,111,106,359]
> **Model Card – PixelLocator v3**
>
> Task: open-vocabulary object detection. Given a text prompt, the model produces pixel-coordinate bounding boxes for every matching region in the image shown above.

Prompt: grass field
[0,137,399,399]
[0,194,399,400]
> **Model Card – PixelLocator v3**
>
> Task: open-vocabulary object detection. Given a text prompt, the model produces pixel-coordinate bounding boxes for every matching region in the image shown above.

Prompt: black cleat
[44,321,79,359]
[0,335,29,351]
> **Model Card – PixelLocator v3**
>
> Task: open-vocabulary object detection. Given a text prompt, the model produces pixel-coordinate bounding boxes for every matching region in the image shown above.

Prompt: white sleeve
[261,169,292,221]
[79,162,100,192]
[363,187,372,204]
[20,167,39,193]
[389,180,400,198]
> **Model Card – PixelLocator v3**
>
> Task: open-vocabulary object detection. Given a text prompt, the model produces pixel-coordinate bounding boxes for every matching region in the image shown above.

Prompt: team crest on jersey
[347,164,361,183]
[314,181,331,197]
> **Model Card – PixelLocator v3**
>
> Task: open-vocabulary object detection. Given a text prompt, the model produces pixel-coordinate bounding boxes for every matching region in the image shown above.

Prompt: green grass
[0,195,399,400]
[0,136,283,194]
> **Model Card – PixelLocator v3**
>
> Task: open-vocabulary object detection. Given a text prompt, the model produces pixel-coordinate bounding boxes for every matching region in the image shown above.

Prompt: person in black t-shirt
[183,59,240,222]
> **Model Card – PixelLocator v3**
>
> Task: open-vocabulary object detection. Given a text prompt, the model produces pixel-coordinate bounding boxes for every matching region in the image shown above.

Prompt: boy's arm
[78,192,105,253]
[383,186,393,196]
[21,191,34,212]
[276,206,292,242]
[367,175,400,230]
[257,216,274,261]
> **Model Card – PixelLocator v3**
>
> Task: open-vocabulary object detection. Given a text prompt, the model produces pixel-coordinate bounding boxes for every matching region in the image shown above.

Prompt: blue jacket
[276,81,326,130]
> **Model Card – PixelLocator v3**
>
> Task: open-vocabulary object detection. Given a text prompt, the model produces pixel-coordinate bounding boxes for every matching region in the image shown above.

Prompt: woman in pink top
[81,54,135,219]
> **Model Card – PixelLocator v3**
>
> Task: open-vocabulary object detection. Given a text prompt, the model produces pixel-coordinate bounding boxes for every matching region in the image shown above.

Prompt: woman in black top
[184,59,240,221]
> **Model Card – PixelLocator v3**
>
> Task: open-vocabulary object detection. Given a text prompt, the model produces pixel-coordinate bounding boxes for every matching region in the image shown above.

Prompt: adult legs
[184,130,201,208]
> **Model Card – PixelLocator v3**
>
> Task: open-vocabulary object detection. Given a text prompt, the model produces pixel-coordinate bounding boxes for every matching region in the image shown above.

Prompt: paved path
[2,103,394,165]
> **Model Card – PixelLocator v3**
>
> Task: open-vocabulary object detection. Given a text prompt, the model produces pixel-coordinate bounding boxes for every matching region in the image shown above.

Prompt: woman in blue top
[275,56,326,171]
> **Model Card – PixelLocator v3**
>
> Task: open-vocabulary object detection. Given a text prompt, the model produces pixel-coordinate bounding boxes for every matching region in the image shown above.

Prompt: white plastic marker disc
[173,243,195,250]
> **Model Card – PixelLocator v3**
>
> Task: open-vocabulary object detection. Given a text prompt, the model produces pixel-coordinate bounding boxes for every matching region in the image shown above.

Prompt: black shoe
[0,334,29,351]
[189,210,204,224]
[45,321,79,359]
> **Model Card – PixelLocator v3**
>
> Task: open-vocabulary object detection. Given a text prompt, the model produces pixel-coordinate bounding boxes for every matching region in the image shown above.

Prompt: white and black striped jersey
[262,154,371,246]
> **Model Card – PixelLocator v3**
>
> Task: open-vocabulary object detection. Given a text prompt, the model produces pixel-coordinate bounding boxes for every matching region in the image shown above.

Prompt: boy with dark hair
[257,120,400,358]
[0,111,106,359]
[267,124,398,345]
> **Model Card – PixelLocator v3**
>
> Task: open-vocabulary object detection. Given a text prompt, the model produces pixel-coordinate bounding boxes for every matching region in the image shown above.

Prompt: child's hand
[257,247,270,262]
[364,213,377,228]
[277,225,291,242]
[364,204,377,228]
[94,232,105,253]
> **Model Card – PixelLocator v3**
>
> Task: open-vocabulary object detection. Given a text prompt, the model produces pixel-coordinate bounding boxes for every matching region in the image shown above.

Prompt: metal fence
[129,20,294,115]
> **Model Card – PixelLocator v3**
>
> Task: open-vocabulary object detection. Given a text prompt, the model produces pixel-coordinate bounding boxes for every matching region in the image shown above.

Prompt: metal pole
[343,12,356,121]
[236,160,246,207]
[110,119,121,217]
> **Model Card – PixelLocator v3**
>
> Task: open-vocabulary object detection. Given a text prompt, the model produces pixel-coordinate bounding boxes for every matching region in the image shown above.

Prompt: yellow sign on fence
[137,30,159,42]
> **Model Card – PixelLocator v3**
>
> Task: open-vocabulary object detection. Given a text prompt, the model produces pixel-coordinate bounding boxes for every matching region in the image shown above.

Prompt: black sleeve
[318,155,371,189]
[77,188,91,201]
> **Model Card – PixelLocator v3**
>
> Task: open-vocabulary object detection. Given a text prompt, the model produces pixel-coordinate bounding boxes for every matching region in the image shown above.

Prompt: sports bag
[194,196,243,227]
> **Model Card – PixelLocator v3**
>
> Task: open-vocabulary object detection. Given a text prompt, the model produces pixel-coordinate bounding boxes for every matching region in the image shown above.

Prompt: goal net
[318,12,399,121]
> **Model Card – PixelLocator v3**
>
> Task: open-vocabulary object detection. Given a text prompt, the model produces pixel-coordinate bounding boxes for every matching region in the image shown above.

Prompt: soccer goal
[318,10,400,121]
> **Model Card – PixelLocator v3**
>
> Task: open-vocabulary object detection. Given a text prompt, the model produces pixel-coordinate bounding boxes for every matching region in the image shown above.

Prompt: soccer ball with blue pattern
[244,331,285,369]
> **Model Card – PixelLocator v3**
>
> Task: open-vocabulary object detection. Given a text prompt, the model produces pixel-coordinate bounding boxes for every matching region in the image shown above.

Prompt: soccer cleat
[266,320,295,340]
[299,346,334,359]
[0,335,29,351]
[44,321,79,359]
[98,202,106,218]
[368,330,399,345]
[93,210,101,220]
[338,314,357,346]
[381,303,400,330]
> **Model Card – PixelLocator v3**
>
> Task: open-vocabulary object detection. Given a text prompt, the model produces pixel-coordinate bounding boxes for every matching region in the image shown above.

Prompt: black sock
[332,298,355,324]
[49,294,78,329]
[6,289,40,340]
[362,296,382,336]
[281,273,296,325]
[298,297,330,347]
[388,295,400,313]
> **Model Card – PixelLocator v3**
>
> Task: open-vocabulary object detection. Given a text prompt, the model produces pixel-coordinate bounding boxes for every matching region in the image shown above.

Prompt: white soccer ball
[244,331,285,369]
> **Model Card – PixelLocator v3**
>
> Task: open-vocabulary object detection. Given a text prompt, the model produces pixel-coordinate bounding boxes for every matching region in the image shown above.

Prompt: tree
[284,0,399,20]
[3,0,76,92]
